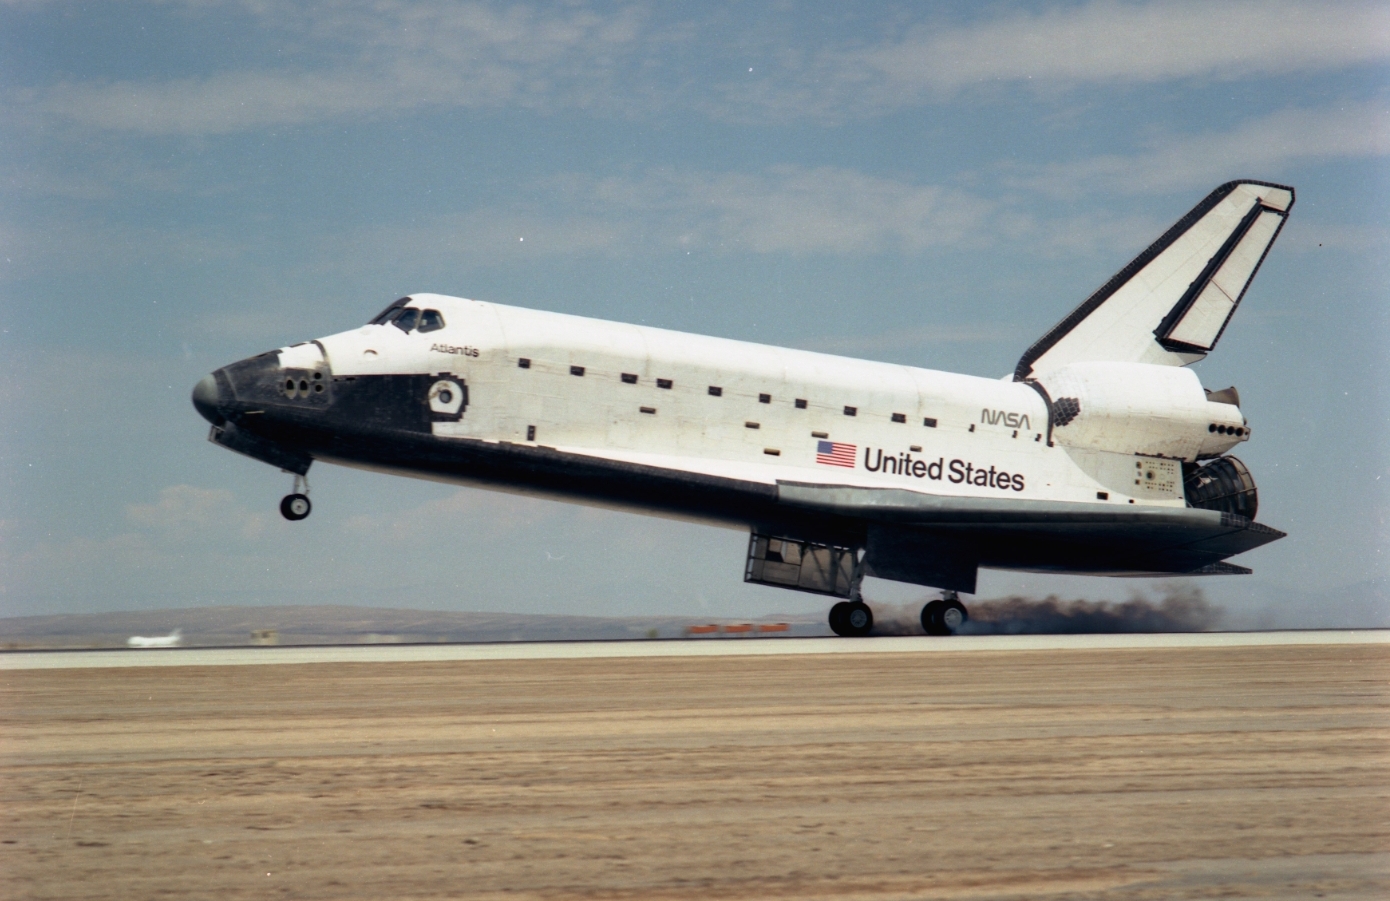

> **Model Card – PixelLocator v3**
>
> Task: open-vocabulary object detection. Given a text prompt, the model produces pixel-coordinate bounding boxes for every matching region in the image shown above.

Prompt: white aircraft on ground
[193,180,1291,636]
[127,629,182,648]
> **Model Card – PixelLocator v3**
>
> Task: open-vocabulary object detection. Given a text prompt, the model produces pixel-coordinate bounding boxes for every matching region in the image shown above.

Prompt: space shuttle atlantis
[193,181,1292,636]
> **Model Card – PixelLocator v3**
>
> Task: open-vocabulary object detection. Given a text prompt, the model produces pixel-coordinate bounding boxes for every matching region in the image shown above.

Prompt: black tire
[921,600,947,636]
[828,601,851,637]
[280,493,312,521]
[844,601,873,637]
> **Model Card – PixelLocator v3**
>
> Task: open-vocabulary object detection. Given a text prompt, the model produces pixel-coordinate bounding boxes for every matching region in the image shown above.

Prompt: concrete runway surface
[2,639,1387,899]
[3,629,1387,669]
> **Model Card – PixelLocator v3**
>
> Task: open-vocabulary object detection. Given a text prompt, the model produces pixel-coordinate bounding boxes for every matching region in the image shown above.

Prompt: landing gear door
[745,532,855,598]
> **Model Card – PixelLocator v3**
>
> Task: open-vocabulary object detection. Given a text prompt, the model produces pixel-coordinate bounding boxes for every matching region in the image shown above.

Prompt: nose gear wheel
[280,473,312,521]
[281,494,311,520]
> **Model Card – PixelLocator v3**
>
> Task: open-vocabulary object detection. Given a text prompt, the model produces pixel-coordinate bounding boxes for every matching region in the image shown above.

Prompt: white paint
[1023,182,1291,376]
[1168,210,1285,350]
[316,297,1131,505]
[276,342,325,370]
[1040,362,1245,462]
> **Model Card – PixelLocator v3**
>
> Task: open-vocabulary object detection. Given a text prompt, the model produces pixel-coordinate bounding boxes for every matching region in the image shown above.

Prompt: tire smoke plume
[868,586,1220,635]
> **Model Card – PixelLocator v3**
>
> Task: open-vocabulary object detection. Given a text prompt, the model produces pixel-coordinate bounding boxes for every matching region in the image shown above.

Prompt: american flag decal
[815,440,857,468]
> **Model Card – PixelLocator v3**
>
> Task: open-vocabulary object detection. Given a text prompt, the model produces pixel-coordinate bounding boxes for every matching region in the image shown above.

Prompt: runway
[2,638,1387,899]
[2,628,1386,669]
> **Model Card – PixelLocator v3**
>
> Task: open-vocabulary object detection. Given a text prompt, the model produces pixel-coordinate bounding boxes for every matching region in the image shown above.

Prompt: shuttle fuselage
[282,297,1245,510]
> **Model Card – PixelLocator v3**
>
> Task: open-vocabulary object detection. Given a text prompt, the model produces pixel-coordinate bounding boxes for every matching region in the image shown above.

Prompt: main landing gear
[828,599,873,637]
[829,553,873,637]
[922,591,969,636]
[280,473,312,521]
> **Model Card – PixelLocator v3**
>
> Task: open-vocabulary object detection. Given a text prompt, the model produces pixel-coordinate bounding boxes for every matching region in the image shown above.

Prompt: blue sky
[2,1,1387,626]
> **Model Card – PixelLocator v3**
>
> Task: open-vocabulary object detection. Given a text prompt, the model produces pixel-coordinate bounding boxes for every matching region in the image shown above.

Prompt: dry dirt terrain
[2,645,1388,899]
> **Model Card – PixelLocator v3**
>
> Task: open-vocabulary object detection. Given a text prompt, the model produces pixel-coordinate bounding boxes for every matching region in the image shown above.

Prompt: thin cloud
[127,484,269,540]
[41,69,406,136]
[10,137,1349,297]
[21,2,1389,134]
[3,532,165,603]
[746,0,1390,121]
[3,157,1198,289]
[307,210,630,279]
[862,1,1389,91]
[0,154,191,201]
[670,167,994,255]
[1,164,1001,300]
[0,213,245,285]
[1007,100,1390,197]
[340,487,570,545]
[33,2,655,135]
[313,166,997,266]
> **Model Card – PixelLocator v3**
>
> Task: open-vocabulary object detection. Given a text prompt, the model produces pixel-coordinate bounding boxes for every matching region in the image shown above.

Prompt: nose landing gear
[280,473,312,521]
[922,591,969,636]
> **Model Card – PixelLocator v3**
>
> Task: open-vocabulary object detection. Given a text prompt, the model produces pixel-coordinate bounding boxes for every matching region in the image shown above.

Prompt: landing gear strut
[922,591,968,636]
[828,552,873,637]
[280,473,311,521]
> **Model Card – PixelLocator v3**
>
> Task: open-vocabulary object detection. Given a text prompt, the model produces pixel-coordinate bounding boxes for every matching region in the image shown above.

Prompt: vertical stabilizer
[1014,181,1294,381]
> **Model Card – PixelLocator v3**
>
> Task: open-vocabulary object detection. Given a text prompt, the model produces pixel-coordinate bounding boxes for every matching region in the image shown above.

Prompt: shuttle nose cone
[192,374,224,425]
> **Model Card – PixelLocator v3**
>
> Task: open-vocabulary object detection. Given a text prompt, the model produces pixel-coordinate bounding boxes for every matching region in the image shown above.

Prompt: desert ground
[2,642,1388,899]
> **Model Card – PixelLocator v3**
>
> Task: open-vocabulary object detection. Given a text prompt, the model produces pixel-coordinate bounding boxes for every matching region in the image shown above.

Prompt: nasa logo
[981,408,1031,430]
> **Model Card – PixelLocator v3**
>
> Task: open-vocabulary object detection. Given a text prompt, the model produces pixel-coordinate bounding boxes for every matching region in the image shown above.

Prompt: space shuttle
[192,181,1292,636]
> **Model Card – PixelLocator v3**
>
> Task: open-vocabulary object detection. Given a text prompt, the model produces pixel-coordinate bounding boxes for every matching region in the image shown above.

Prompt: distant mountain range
[0,604,826,649]
[5,583,1384,651]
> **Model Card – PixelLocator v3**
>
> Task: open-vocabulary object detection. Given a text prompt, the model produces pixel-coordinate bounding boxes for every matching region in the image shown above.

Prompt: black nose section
[192,373,224,425]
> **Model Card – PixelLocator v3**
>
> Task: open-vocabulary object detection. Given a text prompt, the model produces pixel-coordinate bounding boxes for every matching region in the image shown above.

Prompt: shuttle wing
[1014,181,1294,381]
[777,481,1284,592]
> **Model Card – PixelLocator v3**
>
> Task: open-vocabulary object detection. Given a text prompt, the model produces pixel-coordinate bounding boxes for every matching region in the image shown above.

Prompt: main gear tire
[922,599,968,635]
[828,601,851,636]
[844,601,873,637]
[922,600,947,636]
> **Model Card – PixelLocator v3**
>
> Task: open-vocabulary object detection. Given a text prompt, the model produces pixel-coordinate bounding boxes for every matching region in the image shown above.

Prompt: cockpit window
[418,309,445,333]
[370,302,444,334]
[369,297,410,325]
